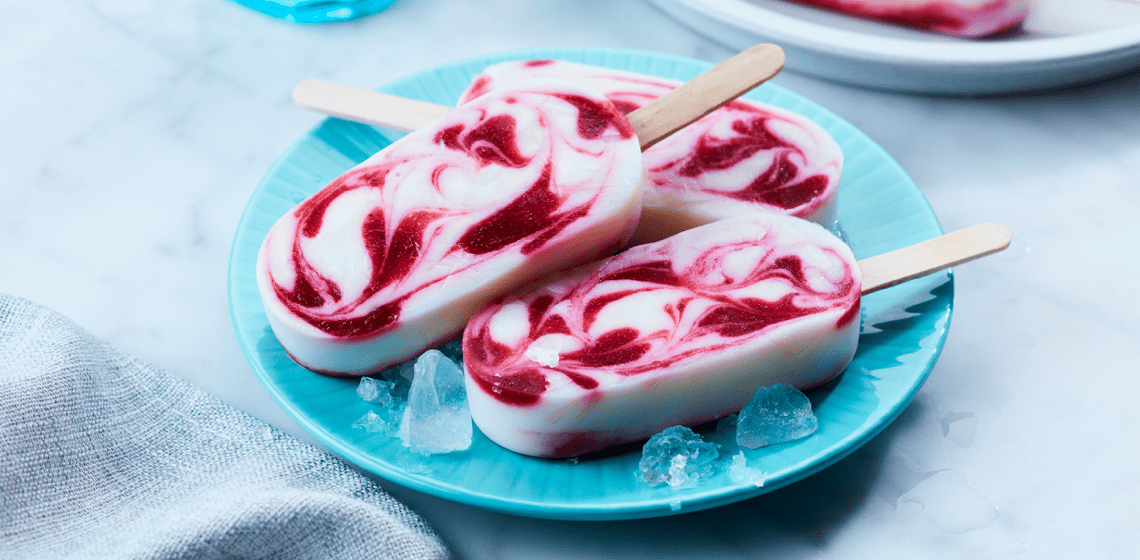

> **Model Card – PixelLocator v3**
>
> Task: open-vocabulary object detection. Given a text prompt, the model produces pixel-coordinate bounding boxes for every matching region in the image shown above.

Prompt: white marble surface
[3,1,1138,558]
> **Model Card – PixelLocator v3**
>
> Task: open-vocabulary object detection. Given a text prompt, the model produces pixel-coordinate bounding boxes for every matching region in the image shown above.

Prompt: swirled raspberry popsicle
[462,212,861,458]
[790,0,1031,37]
[257,79,643,376]
[459,60,842,245]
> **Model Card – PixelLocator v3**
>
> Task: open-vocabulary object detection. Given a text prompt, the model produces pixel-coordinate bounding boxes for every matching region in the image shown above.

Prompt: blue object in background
[232,0,397,23]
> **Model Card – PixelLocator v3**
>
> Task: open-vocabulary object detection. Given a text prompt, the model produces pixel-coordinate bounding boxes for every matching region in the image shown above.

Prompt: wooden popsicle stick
[858,223,1011,295]
[627,44,784,151]
[291,44,786,151]
[292,80,449,132]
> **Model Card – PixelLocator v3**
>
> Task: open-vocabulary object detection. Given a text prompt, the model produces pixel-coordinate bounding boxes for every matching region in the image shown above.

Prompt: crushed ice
[351,410,389,434]
[351,343,472,453]
[353,375,406,437]
[353,345,818,468]
[399,349,472,454]
[728,452,765,487]
[638,426,719,488]
[736,383,817,449]
[637,384,816,489]
[356,377,395,406]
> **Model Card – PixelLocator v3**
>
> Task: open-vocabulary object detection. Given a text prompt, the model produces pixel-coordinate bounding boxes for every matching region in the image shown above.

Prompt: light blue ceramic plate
[227,47,952,521]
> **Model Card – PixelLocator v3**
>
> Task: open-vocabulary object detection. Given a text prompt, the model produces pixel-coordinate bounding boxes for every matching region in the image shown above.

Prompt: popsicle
[293,58,841,246]
[459,59,842,244]
[260,45,787,377]
[463,215,1011,458]
[257,79,644,376]
[788,0,1031,37]
[462,213,861,458]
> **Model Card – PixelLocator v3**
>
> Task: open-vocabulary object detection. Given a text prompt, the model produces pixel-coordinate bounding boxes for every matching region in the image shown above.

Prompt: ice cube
[354,375,406,436]
[352,410,388,434]
[728,452,766,487]
[736,384,818,449]
[399,350,472,454]
[356,377,395,406]
[638,426,719,488]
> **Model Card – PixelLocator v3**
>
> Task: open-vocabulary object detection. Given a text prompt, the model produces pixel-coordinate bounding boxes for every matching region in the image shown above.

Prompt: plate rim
[648,0,1140,93]
[227,45,952,520]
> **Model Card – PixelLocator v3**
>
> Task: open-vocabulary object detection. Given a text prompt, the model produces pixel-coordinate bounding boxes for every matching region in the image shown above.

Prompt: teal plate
[227,47,951,521]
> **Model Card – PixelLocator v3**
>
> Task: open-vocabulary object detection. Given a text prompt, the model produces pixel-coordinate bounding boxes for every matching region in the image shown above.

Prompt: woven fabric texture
[0,294,452,560]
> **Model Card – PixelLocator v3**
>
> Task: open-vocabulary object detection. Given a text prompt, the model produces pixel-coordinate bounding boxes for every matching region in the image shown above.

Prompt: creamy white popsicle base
[462,213,862,458]
[790,0,1031,37]
[459,60,843,245]
[257,79,643,376]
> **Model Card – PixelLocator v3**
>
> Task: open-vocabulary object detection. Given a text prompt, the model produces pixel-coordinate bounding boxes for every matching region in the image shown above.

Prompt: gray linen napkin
[0,294,452,559]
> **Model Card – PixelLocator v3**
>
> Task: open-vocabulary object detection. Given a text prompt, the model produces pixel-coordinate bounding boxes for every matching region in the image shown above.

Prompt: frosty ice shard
[736,383,819,449]
[400,350,472,454]
[638,426,720,488]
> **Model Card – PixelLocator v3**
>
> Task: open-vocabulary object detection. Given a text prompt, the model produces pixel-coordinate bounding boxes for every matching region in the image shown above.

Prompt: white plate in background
[648,0,1140,94]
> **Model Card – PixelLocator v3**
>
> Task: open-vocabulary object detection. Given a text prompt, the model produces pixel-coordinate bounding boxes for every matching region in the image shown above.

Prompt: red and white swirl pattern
[790,0,1030,37]
[257,79,643,376]
[459,60,843,245]
[463,213,861,458]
